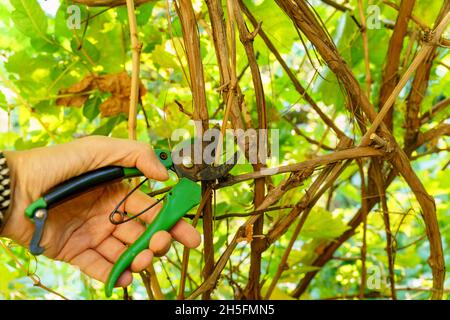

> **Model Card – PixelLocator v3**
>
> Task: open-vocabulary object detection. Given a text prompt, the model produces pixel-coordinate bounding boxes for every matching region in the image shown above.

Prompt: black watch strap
[0,152,11,230]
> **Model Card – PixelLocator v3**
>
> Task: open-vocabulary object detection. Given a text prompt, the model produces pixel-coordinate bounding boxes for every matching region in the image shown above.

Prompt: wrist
[1,150,41,247]
[0,151,12,235]
[0,151,22,236]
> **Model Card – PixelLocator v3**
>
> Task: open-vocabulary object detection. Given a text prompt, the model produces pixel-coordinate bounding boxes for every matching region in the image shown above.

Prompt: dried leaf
[56,94,90,108]
[56,75,95,107]
[99,97,128,117]
[237,223,254,243]
[56,72,146,117]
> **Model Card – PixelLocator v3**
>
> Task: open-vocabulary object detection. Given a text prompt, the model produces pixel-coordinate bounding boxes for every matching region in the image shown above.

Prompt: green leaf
[313,12,357,107]
[91,115,123,136]
[5,51,55,82]
[5,51,32,74]
[301,208,350,240]
[249,0,298,53]
[0,91,6,105]
[30,36,59,53]
[116,6,128,23]
[94,25,125,73]
[213,234,228,252]
[10,0,49,40]
[70,38,100,63]
[83,95,101,121]
[0,264,17,294]
[136,2,155,26]
[0,132,20,150]
[34,100,60,117]
[332,12,355,64]
[150,44,180,70]
[281,265,322,281]
[14,137,48,150]
[261,285,295,300]
[142,25,161,53]
[170,16,183,37]
[55,4,72,39]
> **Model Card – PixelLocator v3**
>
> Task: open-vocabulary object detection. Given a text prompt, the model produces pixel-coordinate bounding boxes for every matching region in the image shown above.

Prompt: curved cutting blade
[173,150,239,182]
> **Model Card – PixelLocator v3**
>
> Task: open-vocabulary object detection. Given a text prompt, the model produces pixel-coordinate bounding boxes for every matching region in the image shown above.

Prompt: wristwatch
[0,152,11,230]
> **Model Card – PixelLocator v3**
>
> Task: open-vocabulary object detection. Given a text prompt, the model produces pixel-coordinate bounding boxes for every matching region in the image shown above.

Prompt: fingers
[149,231,172,257]
[78,136,169,181]
[124,189,201,248]
[112,219,145,244]
[123,189,162,225]
[112,221,174,257]
[170,220,202,248]
[95,236,127,263]
[96,237,154,273]
[130,249,154,272]
[70,249,132,287]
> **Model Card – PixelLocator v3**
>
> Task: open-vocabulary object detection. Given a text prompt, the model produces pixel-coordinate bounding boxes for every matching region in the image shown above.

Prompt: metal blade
[196,151,239,181]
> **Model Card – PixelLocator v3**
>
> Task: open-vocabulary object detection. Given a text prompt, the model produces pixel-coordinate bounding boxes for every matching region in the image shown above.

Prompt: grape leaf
[10,0,49,40]
[301,208,350,240]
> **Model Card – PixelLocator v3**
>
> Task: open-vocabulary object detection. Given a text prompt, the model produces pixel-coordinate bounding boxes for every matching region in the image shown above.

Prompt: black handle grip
[43,166,126,208]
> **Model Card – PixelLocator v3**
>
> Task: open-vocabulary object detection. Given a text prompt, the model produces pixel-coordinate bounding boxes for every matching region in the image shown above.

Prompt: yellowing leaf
[261,285,295,300]
[301,208,350,240]
[150,44,180,70]
[11,0,48,39]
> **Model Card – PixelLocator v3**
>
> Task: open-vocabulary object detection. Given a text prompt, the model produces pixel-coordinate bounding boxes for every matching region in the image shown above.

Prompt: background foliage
[0,0,449,300]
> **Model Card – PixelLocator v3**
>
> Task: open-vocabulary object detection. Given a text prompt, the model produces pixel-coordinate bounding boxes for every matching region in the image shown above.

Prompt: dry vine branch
[373,160,397,299]
[263,204,311,299]
[266,154,352,245]
[188,136,376,299]
[0,240,68,300]
[382,0,428,30]
[125,0,141,140]
[124,0,160,298]
[377,0,415,131]
[275,0,446,299]
[356,160,368,299]
[404,2,450,155]
[178,187,212,299]
[239,0,346,139]
[415,124,450,149]
[362,10,450,145]
[230,0,268,299]
[216,146,383,188]
[3,0,448,304]
[420,97,450,124]
[174,0,213,299]
[357,0,372,99]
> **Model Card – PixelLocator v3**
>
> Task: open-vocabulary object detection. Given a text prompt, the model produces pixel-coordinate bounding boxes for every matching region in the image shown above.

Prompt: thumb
[79,136,169,181]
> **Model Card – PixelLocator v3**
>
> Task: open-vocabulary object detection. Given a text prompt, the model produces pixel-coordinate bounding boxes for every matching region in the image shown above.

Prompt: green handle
[104,177,201,297]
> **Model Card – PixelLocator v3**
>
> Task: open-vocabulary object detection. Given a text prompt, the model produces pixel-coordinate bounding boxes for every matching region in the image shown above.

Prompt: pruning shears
[24,142,236,297]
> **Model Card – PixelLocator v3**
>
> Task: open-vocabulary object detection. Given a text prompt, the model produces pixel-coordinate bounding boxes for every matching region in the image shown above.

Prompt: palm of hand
[23,183,176,287]
[43,183,170,287]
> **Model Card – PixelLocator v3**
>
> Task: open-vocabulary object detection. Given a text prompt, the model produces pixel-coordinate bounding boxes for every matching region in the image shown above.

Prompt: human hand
[1,136,201,288]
